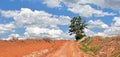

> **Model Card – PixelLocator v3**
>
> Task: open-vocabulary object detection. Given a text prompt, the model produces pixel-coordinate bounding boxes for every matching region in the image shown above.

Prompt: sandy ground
[0,40,89,57]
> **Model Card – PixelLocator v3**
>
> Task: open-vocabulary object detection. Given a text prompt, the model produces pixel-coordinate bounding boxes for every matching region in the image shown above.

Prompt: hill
[0,35,120,57]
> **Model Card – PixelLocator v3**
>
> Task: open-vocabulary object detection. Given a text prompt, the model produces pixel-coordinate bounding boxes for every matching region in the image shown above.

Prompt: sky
[0,0,120,40]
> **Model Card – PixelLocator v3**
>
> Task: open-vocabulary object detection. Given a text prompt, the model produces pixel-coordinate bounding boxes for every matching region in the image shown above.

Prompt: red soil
[0,40,88,57]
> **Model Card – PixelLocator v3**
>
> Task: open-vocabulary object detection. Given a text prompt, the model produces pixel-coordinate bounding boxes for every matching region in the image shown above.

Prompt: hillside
[0,35,120,57]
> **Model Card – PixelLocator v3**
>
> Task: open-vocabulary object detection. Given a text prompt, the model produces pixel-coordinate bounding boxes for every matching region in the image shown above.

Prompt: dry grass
[79,35,120,57]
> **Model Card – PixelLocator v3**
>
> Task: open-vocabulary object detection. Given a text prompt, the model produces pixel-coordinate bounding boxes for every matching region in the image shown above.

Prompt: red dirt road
[45,41,81,57]
[0,40,89,57]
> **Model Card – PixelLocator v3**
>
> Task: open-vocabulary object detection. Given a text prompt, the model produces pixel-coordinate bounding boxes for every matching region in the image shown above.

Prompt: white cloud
[84,28,106,37]
[0,8,72,40]
[24,26,74,40]
[113,17,120,27]
[24,27,62,38]
[90,0,120,11]
[0,22,15,34]
[9,34,20,38]
[84,28,95,36]
[1,8,70,28]
[43,0,61,8]
[62,0,120,11]
[68,5,115,17]
[20,0,117,17]
[0,10,19,18]
[42,0,116,17]
[103,27,120,36]
[15,0,116,17]
[86,17,120,37]
[102,17,120,36]
[88,20,109,28]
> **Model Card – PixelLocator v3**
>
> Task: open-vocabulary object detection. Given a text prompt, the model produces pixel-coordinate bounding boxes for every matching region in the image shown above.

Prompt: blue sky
[0,0,120,40]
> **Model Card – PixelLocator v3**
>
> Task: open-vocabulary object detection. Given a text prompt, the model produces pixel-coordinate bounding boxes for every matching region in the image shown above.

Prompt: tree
[69,16,87,41]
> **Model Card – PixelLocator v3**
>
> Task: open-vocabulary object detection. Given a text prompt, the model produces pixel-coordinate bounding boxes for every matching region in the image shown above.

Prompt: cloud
[42,0,115,17]
[86,17,120,37]
[84,28,95,36]
[24,26,74,40]
[88,20,109,28]
[90,0,120,11]
[0,8,72,39]
[0,10,19,18]
[18,0,116,17]
[113,17,120,27]
[103,27,120,36]
[68,5,115,17]
[9,34,20,38]
[103,17,120,36]
[1,8,70,28]
[62,0,120,11]
[25,27,61,38]
[0,22,15,34]
[19,0,117,17]
[62,0,115,17]
[43,0,61,8]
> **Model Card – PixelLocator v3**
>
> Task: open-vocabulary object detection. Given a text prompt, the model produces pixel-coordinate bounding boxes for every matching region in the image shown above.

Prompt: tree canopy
[69,16,87,40]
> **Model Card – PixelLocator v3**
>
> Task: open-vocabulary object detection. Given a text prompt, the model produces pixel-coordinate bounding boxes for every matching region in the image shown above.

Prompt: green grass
[90,46,100,52]
[80,44,89,53]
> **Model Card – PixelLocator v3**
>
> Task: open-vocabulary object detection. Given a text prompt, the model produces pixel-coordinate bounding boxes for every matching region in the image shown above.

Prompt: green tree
[69,16,87,41]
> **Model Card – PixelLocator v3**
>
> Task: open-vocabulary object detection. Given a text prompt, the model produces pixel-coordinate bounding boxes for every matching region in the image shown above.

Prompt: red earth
[0,40,89,57]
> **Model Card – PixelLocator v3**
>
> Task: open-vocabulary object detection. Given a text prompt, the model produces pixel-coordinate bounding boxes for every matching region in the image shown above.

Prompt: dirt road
[45,41,80,57]
[0,40,89,57]
[24,41,89,57]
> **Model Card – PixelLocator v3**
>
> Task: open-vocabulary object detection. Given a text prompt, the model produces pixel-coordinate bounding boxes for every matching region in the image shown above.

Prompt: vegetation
[69,16,87,41]
[80,38,101,56]
[79,36,120,57]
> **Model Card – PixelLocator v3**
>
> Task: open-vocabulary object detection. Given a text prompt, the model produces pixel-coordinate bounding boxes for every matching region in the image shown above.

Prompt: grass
[80,44,89,53]
[110,52,120,57]
[79,35,120,57]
